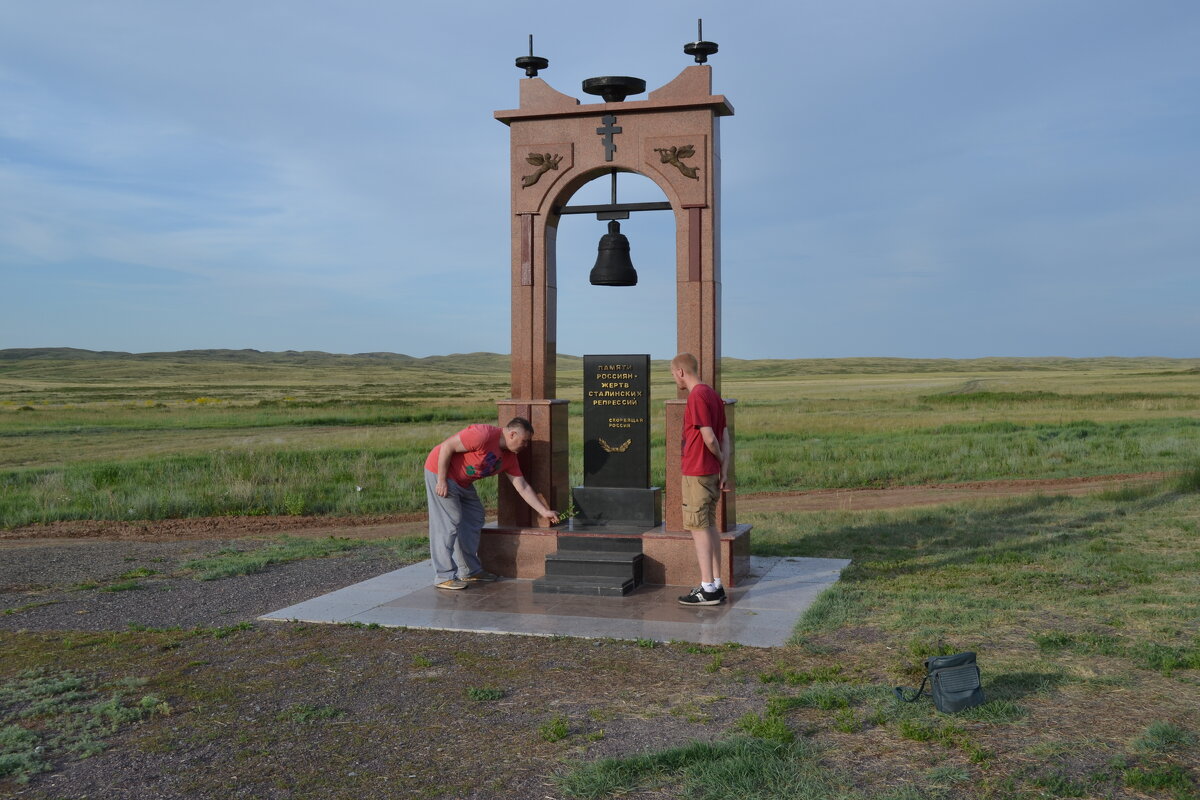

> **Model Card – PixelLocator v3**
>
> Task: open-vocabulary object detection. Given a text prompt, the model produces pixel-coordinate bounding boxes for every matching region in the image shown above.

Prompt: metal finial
[515,34,549,78]
[683,18,719,64]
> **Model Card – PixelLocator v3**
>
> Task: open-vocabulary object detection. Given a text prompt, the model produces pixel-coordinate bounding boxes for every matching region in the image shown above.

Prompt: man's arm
[720,427,733,491]
[434,434,467,497]
[700,426,734,491]
[507,474,557,521]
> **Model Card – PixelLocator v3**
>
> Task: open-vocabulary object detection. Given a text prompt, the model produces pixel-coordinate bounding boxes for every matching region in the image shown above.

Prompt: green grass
[1124,765,1197,797]
[0,668,169,783]
[734,711,794,743]
[556,736,841,800]
[182,536,368,581]
[180,534,426,580]
[759,664,845,686]
[1132,721,1197,755]
[2,602,59,617]
[745,477,1200,666]
[4,352,1199,527]
[738,417,1200,492]
[0,449,437,527]
[538,714,571,742]
[57,534,419,594]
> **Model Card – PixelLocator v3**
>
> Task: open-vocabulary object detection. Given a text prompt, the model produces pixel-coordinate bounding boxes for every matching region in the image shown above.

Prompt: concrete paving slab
[260,555,851,647]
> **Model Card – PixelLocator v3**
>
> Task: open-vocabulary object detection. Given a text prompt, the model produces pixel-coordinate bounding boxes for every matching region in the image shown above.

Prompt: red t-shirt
[424,424,523,488]
[681,383,726,476]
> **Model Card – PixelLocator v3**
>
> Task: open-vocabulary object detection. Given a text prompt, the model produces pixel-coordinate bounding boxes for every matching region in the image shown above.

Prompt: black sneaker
[678,586,725,606]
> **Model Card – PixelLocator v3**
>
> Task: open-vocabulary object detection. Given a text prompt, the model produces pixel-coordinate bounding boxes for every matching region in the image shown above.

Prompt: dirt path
[0,472,1171,546]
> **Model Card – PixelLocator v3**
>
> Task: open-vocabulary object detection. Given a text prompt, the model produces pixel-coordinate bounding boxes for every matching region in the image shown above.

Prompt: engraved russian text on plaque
[583,354,650,488]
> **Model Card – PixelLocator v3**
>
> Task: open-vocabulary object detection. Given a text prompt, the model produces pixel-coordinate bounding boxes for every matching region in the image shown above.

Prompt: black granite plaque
[583,354,650,488]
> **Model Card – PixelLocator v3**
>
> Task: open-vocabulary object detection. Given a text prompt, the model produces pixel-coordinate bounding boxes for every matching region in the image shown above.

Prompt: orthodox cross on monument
[596,114,621,162]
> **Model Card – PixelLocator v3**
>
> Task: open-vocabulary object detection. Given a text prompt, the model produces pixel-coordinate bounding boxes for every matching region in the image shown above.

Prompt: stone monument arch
[481,35,749,589]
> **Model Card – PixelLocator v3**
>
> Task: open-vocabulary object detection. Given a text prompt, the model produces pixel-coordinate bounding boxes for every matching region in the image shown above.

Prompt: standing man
[671,353,731,606]
[424,417,557,590]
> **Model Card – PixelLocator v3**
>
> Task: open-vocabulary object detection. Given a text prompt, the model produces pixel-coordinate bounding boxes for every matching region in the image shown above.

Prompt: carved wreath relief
[654,145,699,180]
[521,152,562,188]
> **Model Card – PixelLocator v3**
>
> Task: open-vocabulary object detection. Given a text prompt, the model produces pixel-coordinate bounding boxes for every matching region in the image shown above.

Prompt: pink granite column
[501,211,565,528]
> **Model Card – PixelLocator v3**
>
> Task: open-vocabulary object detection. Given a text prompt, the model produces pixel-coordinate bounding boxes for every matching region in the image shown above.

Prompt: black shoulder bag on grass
[893,651,985,713]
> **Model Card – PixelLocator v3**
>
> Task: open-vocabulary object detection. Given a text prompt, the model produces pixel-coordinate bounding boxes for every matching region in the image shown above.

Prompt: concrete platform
[260,555,851,647]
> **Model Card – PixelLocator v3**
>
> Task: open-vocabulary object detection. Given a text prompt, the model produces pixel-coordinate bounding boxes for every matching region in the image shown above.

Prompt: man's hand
[435,479,449,498]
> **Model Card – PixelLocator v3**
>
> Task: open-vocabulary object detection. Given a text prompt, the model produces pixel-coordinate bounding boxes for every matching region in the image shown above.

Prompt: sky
[1,1,1197,360]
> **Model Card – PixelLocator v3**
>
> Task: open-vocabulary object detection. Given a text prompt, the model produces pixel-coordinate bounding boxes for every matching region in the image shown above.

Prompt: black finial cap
[516,34,549,77]
[582,76,647,103]
[684,18,718,64]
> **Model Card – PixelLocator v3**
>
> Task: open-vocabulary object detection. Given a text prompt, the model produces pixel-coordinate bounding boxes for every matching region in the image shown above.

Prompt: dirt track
[0,472,1170,546]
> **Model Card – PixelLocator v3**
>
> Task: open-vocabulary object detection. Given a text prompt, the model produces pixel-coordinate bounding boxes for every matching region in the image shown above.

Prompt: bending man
[424,417,557,590]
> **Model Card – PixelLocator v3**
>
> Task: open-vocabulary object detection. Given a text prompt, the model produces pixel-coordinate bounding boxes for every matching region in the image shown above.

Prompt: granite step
[531,574,638,597]
[543,550,643,583]
[555,535,643,554]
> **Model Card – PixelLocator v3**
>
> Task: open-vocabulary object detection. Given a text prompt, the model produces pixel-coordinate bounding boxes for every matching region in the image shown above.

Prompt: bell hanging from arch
[589,220,638,286]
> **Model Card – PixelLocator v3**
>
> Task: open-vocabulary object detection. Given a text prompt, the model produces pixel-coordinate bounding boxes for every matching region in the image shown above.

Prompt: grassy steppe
[2,349,1199,528]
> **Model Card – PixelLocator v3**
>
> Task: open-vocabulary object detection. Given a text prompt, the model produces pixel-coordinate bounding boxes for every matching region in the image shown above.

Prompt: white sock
[702,581,718,593]
[712,578,723,588]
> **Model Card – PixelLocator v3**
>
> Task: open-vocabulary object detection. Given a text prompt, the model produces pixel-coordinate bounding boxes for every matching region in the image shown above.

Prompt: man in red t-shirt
[424,417,557,590]
[671,353,731,606]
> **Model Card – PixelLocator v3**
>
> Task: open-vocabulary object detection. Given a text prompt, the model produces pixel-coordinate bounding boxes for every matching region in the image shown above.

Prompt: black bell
[589,220,638,286]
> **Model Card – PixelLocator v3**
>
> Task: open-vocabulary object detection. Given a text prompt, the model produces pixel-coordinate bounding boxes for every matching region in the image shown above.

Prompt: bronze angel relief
[654,145,699,180]
[521,152,563,188]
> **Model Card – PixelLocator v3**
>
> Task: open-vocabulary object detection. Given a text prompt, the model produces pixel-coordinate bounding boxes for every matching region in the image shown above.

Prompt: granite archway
[483,63,747,587]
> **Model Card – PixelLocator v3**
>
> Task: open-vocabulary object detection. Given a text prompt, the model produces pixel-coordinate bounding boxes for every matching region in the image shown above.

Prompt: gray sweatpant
[424,469,485,581]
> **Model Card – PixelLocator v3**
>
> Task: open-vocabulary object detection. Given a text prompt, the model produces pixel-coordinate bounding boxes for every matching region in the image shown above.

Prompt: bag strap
[893,675,929,703]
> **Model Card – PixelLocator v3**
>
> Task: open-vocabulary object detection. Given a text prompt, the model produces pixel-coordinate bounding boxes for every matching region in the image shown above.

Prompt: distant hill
[0,347,424,364]
[0,347,504,370]
[0,349,1195,377]
[0,348,589,381]
[719,355,1200,376]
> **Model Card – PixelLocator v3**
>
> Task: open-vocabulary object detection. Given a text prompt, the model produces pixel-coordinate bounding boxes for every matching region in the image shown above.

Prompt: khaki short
[682,473,720,530]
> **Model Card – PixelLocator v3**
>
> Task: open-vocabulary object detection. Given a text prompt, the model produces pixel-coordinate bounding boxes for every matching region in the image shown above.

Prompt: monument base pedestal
[571,486,662,529]
[479,523,752,588]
